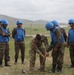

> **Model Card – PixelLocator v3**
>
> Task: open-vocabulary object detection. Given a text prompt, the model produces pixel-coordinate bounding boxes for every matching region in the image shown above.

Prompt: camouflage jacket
[47,27,65,52]
[30,35,49,55]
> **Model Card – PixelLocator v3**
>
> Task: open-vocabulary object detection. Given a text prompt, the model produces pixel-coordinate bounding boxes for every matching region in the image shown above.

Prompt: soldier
[12,20,25,64]
[0,19,10,66]
[67,19,74,68]
[47,20,67,52]
[29,34,49,73]
[0,19,4,66]
[45,22,66,73]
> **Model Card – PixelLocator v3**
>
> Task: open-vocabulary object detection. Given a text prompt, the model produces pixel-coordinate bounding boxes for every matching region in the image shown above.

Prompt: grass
[0,25,73,75]
[0,37,74,75]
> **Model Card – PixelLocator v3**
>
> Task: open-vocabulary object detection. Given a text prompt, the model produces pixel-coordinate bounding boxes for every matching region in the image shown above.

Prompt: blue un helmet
[16,20,23,25]
[2,19,8,25]
[45,22,54,30]
[51,20,59,26]
[68,19,74,24]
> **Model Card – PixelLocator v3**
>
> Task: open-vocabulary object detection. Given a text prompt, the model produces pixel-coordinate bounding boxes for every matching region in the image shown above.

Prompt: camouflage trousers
[69,43,74,65]
[0,42,10,61]
[29,46,45,71]
[52,43,65,68]
[14,41,25,59]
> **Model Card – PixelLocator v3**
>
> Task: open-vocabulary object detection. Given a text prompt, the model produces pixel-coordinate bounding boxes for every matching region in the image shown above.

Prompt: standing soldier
[68,19,74,68]
[45,22,66,73]
[0,19,10,66]
[0,19,3,66]
[12,20,25,64]
[29,34,49,73]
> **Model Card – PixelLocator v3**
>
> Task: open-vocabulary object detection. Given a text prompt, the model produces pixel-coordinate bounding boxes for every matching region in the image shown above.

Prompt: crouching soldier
[29,34,49,73]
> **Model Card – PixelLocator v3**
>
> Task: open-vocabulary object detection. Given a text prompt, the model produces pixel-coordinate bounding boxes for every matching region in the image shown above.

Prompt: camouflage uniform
[69,43,74,66]
[47,27,66,73]
[29,35,49,72]
[47,27,67,51]
[60,28,67,42]
[0,42,5,65]
[68,28,74,67]
[12,27,25,63]
[0,28,4,63]
[3,43,10,61]
[0,27,10,66]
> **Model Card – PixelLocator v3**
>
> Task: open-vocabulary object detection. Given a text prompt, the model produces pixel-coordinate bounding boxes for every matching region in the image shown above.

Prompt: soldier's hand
[45,52,49,57]
[42,55,46,61]
[2,32,5,36]
[53,47,57,52]
[42,55,45,58]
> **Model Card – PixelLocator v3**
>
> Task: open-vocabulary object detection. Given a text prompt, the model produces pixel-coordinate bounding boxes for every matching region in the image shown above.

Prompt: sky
[0,0,74,23]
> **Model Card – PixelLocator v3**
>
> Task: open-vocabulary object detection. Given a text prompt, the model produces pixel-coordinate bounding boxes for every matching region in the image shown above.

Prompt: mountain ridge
[0,14,67,25]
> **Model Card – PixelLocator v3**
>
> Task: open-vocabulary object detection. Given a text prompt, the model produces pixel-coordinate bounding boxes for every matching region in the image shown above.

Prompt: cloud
[0,0,74,22]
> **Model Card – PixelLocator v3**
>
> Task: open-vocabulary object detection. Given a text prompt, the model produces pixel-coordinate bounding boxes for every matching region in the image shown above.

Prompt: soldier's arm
[55,29,62,48]
[7,29,10,36]
[36,49,45,57]
[67,32,69,46]
[41,35,49,51]
[0,28,3,35]
[30,38,45,57]
[47,41,54,52]
[32,44,44,56]
[3,28,10,37]
[61,28,67,41]
[24,29,26,37]
[12,28,17,38]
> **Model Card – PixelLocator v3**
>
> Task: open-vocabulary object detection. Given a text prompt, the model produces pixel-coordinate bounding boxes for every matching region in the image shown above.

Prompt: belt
[69,43,74,45]
[15,40,24,42]
[0,42,3,44]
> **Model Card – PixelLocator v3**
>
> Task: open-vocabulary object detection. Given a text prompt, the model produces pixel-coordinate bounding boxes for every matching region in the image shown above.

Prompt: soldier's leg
[20,42,25,64]
[0,43,4,66]
[7,43,10,62]
[57,44,65,73]
[0,50,3,65]
[4,43,10,66]
[51,50,58,73]
[29,48,36,72]
[14,42,20,64]
[5,43,10,61]
[69,45,74,67]
[39,47,45,71]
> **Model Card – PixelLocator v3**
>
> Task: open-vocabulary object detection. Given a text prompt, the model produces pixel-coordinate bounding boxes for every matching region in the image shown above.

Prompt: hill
[0,14,67,26]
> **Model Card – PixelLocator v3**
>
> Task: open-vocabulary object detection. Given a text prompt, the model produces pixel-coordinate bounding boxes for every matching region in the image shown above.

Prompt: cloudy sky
[0,0,74,23]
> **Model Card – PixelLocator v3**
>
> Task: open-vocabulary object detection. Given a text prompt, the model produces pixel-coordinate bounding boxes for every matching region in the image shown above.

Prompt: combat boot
[68,64,74,68]
[49,65,56,73]
[0,60,2,67]
[21,58,25,64]
[5,61,11,67]
[57,67,62,74]
[14,58,17,64]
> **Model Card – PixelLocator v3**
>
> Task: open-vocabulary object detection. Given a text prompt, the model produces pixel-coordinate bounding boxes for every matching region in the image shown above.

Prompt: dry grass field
[0,25,74,75]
